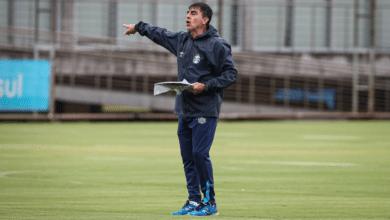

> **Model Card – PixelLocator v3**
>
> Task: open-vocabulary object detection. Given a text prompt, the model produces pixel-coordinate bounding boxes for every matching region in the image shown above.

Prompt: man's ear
[203,17,209,26]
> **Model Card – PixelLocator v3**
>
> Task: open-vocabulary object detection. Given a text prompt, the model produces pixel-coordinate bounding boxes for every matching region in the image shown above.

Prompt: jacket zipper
[182,35,193,117]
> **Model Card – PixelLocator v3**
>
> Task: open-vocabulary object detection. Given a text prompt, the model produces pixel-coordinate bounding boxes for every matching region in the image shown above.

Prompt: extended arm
[123,21,181,55]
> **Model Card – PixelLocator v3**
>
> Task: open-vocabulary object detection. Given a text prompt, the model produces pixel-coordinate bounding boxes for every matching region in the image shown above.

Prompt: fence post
[368,49,376,113]
[94,75,100,89]
[235,76,241,103]
[270,77,275,106]
[318,61,324,111]
[276,6,283,51]
[242,0,255,51]
[386,82,390,112]
[310,7,316,51]
[283,75,290,108]
[304,77,309,109]
[352,53,359,113]
[143,75,149,94]
[34,0,39,43]
[337,77,344,111]
[7,0,14,45]
[367,0,376,113]
[344,7,350,50]
[107,76,112,90]
[51,0,57,45]
[49,46,56,120]
[33,45,56,119]
[131,61,137,93]
[249,58,255,104]
[352,0,360,113]
[218,0,223,37]
[249,75,255,104]
[70,52,76,87]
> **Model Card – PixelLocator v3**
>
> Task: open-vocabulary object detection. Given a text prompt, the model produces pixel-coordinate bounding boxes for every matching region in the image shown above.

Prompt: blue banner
[275,88,337,110]
[0,60,51,111]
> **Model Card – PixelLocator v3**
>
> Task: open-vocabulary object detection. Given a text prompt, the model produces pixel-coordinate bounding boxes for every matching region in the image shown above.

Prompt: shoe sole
[189,212,219,216]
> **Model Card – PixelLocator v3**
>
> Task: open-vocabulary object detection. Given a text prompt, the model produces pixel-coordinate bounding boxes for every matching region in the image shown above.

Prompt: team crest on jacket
[193,54,201,64]
[198,117,206,124]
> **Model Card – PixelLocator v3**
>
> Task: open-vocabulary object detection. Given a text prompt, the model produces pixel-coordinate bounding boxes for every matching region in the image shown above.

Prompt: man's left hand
[188,82,205,94]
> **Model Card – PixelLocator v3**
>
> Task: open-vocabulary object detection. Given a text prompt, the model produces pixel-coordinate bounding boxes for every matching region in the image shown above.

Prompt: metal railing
[1,0,390,53]
[1,24,390,112]
[43,43,389,113]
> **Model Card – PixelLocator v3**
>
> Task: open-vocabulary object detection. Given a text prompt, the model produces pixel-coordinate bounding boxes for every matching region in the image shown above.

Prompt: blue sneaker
[172,200,199,215]
[189,202,219,216]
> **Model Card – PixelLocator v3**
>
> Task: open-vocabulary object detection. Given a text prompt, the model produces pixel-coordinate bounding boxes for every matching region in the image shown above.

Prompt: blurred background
[1,0,390,120]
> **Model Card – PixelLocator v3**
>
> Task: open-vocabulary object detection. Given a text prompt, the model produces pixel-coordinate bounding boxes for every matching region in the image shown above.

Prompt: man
[124,2,237,216]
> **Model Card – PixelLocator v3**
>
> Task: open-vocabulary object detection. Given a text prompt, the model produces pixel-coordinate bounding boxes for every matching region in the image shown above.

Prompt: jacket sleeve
[135,21,181,55]
[205,40,238,92]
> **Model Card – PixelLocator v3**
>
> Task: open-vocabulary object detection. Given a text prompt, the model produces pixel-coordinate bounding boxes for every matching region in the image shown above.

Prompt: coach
[124,2,237,216]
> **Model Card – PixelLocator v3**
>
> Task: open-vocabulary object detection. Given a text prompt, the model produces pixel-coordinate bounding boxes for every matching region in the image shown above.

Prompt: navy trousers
[177,117,218,204]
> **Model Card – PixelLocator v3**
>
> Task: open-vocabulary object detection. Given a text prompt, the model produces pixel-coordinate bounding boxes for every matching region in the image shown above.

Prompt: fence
[1,47,390,114]
[1,0,390,115]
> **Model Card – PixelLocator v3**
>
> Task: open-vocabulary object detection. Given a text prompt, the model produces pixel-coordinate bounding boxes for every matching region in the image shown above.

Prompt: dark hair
[189,2,213,28]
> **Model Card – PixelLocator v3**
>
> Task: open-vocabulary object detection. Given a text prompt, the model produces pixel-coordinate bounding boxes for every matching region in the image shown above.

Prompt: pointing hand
[123,24,138,36]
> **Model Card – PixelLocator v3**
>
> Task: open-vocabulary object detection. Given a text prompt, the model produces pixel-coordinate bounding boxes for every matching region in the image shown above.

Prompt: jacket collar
[187,25,220,40]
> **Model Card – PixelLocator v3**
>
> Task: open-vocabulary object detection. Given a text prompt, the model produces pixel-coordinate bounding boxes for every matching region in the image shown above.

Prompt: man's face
[186,7,207,32]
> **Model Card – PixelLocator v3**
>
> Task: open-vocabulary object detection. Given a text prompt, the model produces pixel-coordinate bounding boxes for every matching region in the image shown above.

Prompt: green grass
[0,121,389,219]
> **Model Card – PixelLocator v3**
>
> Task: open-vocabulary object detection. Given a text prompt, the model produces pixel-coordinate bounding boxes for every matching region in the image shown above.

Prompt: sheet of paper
[154,79,193,95]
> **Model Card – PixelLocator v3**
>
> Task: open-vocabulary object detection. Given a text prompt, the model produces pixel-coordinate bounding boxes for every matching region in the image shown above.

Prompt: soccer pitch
[1,120,389,219]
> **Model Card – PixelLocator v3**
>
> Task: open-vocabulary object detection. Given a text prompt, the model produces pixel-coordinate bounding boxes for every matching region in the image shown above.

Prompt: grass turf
[0,121,389,219]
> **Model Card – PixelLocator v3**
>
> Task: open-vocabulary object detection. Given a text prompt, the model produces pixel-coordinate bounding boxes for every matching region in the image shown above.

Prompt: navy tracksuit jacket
[135,22,237,204]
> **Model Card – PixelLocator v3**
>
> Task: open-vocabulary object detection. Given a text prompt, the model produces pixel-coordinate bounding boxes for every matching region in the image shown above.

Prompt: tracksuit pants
[177,117,218,205]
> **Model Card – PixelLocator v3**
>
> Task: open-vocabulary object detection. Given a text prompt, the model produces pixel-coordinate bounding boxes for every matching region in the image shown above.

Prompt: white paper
[154,79,193,95]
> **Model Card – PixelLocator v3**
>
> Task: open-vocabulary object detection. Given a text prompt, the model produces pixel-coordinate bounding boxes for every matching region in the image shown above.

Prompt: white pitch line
[301,135,362,141]
[216,132,254,138]
[0,170,32,177]
[85,156,146,161]
[220,166,247,171]
[229,160,363,167]
[271,161,363,167]
[71,181,83,185]
[139,131,174,136]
